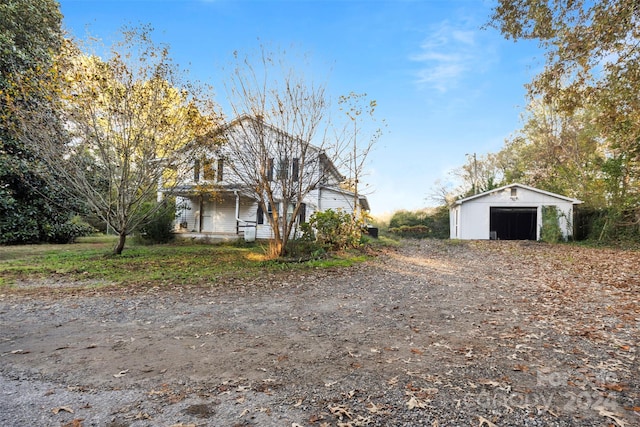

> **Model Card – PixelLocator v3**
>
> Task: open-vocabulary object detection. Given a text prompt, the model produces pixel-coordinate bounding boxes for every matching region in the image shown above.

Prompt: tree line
[444,0,639,242]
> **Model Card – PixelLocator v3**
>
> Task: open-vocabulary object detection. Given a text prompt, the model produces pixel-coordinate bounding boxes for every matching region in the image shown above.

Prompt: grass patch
[0,240,371,289]
[369,234,402,247]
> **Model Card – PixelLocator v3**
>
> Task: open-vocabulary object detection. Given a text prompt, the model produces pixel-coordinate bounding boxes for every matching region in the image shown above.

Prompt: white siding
[319,188,356,212]
[457,201,492,240]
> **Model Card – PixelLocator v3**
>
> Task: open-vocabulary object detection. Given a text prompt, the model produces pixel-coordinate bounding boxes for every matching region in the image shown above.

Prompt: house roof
[454,183,583,205]
[221,115,346,183]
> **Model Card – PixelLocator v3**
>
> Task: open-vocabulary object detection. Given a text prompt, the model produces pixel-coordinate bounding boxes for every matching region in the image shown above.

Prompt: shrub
[388,225,431,238]
[540,205,564,243]
[583,207,640,242]
[389,210,425,228]
[285,239,326,260]
[309,209,362,251]
[388,206,449,239]
[135,198,177,244]
[45,215,96,244]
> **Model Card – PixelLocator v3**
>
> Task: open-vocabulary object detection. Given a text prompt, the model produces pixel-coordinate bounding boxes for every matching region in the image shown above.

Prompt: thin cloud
[411,21,493,93]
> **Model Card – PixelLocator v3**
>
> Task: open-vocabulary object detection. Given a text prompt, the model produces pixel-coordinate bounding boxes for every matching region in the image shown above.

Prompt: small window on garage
[511,188,517,198]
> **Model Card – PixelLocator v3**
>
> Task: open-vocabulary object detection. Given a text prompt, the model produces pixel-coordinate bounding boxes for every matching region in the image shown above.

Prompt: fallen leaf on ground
[113,369,129,378]
[406,396,428,410]
[367,401,391,415]
[52,406,74,414]
[478,415,497,427]
[478,379,501,387]
[596,407,626,427]
[329,404,353,420]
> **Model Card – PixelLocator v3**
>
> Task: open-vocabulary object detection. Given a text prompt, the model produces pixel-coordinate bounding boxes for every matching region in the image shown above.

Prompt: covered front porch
[173,189,259,240]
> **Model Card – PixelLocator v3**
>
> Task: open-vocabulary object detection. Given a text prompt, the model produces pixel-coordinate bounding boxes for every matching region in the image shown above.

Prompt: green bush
[540,205,563,243]
[285,239,326,260]
[388,206,449,239]
[389,210,425,228]
[135,198,177,244]
[426,206,450,239]
[309,209,362,251]
[45,215,96,244]
[581,207,640,243]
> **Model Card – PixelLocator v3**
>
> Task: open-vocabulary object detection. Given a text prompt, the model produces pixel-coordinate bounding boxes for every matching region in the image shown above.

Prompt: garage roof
[454,183,583,205]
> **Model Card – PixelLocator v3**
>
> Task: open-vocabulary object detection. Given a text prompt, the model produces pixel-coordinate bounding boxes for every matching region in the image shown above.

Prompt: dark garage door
[490,207,537,240]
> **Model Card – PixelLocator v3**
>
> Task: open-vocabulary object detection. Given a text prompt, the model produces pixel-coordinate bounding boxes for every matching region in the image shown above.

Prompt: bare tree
[221,47,338,257]
[12,27,218,254]
[428,179,457,207]
[337,92,383,220]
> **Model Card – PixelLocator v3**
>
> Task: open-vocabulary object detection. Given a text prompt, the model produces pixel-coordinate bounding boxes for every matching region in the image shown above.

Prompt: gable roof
[222,114,345,182]
[454,183,583,205]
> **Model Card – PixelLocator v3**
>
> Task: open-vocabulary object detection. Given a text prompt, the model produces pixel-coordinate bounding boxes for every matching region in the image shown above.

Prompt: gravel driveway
[1,239,638,426]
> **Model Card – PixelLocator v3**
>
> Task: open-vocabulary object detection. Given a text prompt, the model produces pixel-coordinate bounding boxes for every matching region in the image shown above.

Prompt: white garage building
[450,183,582,240]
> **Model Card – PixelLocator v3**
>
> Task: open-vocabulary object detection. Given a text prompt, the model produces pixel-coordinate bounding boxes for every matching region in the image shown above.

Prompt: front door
[201,200,221,233]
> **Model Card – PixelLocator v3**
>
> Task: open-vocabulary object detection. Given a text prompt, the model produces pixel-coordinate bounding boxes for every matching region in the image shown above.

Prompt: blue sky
[58,0,543,216]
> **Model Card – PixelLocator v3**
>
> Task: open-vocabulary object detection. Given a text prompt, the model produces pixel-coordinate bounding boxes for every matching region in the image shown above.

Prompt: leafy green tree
[454,152,503,198]
[10,27,219,254]
[389,210,424,229]
[0,0,76,244]
[490,0,640,234]
[497,100,605,205]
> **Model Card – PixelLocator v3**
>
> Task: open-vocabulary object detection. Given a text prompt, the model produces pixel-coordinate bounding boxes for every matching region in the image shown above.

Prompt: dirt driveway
[1,240,638,426]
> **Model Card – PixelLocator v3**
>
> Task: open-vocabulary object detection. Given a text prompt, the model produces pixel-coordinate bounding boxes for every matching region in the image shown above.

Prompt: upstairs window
[193,159,200,181]
[267,202,279,219]
[195,157,223,182]
[202,158,216,181]
[266,158,274,181]
[217,158,224,182]
[264,158,300,182]
[277,157,289,180]
[292,158,300,182]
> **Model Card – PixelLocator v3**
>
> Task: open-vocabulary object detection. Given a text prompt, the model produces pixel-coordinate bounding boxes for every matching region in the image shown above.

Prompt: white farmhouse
[171,115,369,241]
[450,183,582,240]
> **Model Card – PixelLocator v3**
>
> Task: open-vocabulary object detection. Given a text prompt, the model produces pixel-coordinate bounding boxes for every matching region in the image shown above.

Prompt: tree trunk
[114,232,127,255]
